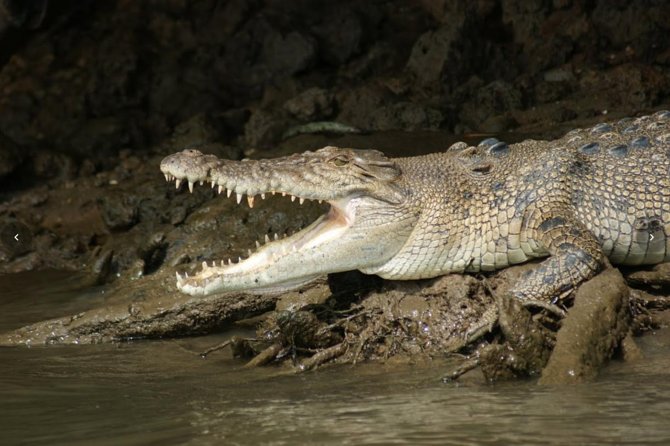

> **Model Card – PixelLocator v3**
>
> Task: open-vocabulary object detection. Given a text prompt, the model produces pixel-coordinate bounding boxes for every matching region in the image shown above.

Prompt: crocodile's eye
[330,156,349,167]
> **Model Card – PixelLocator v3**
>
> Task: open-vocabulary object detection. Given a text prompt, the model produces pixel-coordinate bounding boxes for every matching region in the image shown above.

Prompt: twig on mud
[441,357,480,382]
[199,340,232,358]
[244,343,283,368]
[297,342,348,372]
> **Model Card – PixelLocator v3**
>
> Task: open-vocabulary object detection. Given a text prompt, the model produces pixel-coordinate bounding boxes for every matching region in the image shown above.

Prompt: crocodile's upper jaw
[161,147,412,295]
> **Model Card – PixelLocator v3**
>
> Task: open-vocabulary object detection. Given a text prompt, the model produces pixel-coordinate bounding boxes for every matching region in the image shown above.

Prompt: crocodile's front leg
[512,207,606,302]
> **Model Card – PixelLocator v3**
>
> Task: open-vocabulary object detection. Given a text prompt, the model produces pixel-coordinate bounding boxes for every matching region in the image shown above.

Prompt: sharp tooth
[271,191,276,195]
[227,189,232,198]
[199,181,204,186]
[236,193,243,204]
[184,272,189,278]
[218,185,224,194]
[211,181,215,189]
[227,258,232,265]
[175,272,182,283]
[247,249,252,256]
[164,173,170,181]
[264,234,270,243]
[175,179,182,189]
[318,200,323,204]
[188,181,194,193]
[247,196,255,208]
[202,261,208,269]
[238,257,243,263]
[274,233,279,240]
[282,192,286,197]
[299,197,305,205]
[290,195,296,202]
[255,240,261,248]
[261,193,266,200]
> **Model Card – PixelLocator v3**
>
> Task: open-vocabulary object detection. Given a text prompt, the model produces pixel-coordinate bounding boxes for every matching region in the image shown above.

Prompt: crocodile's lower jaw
[176,273,321,296]
[175,198,354,295]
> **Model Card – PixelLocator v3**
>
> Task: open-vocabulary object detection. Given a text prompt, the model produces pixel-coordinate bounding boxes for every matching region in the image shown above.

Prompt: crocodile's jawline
[160,145,413,295]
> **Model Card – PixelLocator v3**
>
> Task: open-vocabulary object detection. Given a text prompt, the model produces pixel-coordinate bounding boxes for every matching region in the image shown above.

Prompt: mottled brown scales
[161,111,670,300]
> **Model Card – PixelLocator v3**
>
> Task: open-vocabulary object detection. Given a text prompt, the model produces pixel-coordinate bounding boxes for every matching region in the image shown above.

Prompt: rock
[336,84,390,130]
[406,24,465,91]
[166,114,222,150]
[0,132,23,180]
[262,30,317,78]
[283,88,334,121]
[539,267,630,384]
[309,7,365,65]
[99,192,139,231]
[31,150,76,181]
[543,68,575,83]
[244,109,290,149]
[370,101,445,131]
[68,117,130,159]
[459,80,522,131]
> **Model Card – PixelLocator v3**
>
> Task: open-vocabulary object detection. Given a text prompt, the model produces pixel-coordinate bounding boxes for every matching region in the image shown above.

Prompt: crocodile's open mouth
[164,173,355,294]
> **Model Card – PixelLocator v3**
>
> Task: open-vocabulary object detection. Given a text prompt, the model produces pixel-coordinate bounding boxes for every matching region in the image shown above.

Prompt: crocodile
[160,111,670,299]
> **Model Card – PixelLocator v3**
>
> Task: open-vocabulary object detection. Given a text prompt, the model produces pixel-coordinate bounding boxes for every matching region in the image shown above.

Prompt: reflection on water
[1,272,670,445]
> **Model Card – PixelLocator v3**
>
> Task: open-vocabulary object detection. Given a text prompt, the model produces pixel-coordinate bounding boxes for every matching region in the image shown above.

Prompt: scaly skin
[160,110,670,299]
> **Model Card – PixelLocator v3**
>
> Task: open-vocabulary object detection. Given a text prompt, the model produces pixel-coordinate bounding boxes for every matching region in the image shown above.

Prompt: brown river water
[1,270,670,445]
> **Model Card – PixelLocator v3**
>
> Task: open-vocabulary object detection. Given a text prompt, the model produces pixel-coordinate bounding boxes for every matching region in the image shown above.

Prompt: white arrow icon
[650,233,654,241]
[14,233,18,242]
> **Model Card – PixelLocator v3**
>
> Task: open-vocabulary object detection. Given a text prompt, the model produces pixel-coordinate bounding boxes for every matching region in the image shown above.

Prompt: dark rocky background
[0,0,668,193]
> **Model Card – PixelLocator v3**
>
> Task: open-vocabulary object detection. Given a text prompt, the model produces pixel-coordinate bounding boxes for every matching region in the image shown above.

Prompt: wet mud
[0,0,669,383]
